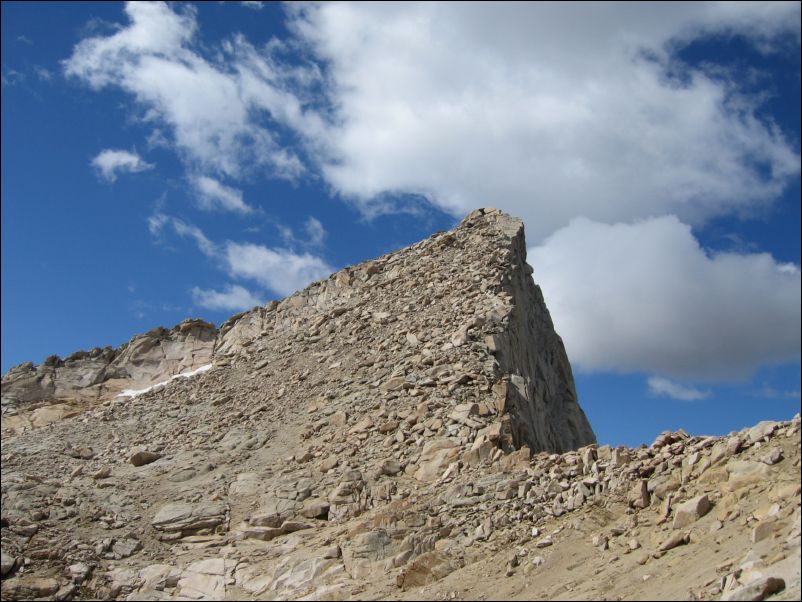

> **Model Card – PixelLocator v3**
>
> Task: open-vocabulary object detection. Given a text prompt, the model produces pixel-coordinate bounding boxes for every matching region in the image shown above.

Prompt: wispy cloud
[224,241,332,297]
[34,66,53,81]
[752,386,801,400]
[1,69,24,87]
[191,283,262,311]
[648,376,712,401]
[148,213,217,257]
[191,175,253,214]
[304,217,326,247]
[91,149,153,182]
[149,212,333,298]
[278,216,327,249]
[240,1,264,10]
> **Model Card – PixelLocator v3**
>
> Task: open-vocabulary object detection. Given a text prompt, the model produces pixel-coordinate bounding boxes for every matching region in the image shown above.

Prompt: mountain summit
[1,209,798,601]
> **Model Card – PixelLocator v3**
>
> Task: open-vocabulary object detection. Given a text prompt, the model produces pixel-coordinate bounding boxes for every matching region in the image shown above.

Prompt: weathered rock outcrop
[1,319,216,408]
[467,210,595,452]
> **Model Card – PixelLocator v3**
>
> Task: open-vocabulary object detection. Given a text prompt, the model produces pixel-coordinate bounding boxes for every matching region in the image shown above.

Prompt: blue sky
[2,1,800,446]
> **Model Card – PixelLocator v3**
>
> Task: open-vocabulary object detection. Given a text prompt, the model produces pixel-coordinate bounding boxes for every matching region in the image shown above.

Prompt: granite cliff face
[1,209,799,602]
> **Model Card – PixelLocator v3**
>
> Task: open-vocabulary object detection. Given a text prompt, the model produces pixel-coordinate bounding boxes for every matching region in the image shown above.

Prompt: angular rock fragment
[151,502,227,536]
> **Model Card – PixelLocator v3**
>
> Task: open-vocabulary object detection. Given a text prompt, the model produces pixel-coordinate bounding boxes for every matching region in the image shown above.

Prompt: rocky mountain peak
[1,209,798,601]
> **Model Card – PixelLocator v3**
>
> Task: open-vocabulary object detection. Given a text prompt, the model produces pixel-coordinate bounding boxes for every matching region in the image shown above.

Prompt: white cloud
[276,216,328,249]
[240,1,264,10]
[753,386,801,400]
[34,66,53,81]
[191,284,262,311]
[224,242,333,297]
[148,212,217,257]
[284,2,800,239]
[66,3,800,239]
[529,216,801,380]
[149,212,333,298]
[304,217,326,247]
[191,175,253,214]
[64,1,305,180]
[648,376,711,401]
[91,149,153,182]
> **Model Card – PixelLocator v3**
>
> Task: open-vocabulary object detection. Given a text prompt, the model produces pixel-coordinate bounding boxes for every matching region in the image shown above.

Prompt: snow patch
[116,363,213,398]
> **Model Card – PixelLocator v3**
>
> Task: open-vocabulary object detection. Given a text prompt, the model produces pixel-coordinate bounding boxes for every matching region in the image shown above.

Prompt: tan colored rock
[396,551,456,589]
[152,502,227,535]
[769,482,801,502]
[499,446,531,472]
[300,499,330,520]
[751,521,776,543]
[0,577,60,600]
[130,450,162,467]
[319,455,339,472]
[673,495,711,529]
[721,576,784,601]
[414,439,460,482]
[658,531,690,552]
[629,480,651,509]
[726,460,771,491]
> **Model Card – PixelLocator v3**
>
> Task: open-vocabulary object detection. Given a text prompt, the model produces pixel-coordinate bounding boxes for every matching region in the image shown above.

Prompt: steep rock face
[484,211,595,452]
[1,319,216,407]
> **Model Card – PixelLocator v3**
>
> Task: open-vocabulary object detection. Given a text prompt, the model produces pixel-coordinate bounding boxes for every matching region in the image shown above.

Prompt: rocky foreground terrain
[1,208,799,601]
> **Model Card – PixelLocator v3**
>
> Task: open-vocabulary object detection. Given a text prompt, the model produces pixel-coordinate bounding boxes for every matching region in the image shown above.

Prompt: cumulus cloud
[648,377,711,401]
[281,2,800,239]
[91,149,153,182]
[752,386,801,400]
[529,216,801,380]
[191,175,253,214]
[66,3,800,239]
[64,2,305,180]
[149,212,333,298]
[191,284,262,311]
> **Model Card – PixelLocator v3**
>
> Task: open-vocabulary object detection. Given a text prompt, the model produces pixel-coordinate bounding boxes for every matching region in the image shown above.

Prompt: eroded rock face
[1,319,216,409]
[468,210,595,452]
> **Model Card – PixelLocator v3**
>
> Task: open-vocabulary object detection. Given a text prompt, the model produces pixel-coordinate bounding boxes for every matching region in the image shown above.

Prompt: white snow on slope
[116,363,212,398]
